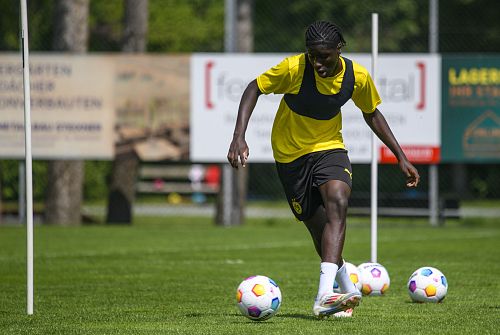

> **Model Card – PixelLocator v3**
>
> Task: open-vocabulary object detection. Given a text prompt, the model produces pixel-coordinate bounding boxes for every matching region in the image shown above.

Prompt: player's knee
[326,193,349,212]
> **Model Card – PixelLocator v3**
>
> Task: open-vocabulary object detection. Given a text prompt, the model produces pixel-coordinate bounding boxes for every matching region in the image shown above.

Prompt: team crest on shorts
[291,199,302,214]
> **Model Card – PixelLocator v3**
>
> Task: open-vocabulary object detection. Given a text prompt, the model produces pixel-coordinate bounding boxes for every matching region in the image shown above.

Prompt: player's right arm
[227,79,262,169]
[228,56,295,168]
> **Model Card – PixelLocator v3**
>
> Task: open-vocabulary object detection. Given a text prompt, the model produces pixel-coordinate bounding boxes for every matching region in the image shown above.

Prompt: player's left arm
[352,62,419,188]
[362,109,420,188]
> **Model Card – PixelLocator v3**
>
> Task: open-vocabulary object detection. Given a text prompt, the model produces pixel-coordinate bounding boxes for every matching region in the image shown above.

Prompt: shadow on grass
[184,312,315,321]
[185,312,250,319]
[275,313,316,320]
[184,312,204,317]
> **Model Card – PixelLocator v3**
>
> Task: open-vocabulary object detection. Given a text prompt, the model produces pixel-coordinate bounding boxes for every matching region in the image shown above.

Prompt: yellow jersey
[256,54,381,163]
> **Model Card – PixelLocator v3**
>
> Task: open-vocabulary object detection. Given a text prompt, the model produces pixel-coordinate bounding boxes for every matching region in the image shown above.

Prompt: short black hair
[305,21,346,49]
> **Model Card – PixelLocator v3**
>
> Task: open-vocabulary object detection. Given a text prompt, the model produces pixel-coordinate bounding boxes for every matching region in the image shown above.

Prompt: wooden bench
[135,164,220,196]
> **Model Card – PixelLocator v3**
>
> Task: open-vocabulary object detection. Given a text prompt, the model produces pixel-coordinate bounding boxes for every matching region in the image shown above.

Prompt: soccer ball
[236,275,282,321]
[333,262,362,293]
[407,267,448,303]
[357,262,390,296]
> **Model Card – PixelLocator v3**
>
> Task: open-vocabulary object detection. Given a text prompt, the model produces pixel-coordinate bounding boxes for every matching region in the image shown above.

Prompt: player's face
[307,45,341,78]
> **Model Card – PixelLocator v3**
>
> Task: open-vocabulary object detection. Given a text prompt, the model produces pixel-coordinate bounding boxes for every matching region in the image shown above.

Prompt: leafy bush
[0,160,112,203]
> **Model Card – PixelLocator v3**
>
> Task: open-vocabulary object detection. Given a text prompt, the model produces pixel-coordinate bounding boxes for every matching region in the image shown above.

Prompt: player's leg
[331,260,360,317]
[303,194,341,301]
[307,181,360,317]
[317,179,350,265]
[336,260,359,294]
[304,214,358,296]
[312,178,360,317]
[302,205,326,258]
[315,150,359,298]
[275,152,360,317]
[304,207,339,307]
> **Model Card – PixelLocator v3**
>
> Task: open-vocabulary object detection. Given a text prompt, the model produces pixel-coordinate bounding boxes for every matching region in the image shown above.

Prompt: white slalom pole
[370,13,379,263]
[20,0,34,315]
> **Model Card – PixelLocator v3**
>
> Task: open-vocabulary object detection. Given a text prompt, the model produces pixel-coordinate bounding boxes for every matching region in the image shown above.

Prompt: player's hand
[227,136,249,169]
[399,159,420,187]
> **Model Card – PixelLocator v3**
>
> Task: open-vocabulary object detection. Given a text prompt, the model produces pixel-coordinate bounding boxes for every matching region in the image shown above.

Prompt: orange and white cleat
[313,292,361,318]
[333,308,354,318]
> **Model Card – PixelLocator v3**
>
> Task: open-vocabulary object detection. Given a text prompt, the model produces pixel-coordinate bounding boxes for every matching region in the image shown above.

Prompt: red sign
[380,145,440,164]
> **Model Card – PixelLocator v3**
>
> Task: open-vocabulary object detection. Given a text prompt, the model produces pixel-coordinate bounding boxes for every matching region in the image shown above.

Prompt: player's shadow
[275,313,315,320]
[185,312,315,322]
[184,312,204,317]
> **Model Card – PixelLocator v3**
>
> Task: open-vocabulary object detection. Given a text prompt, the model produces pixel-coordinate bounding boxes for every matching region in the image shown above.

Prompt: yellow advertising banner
[0,54,115,159]
[0,54,190,160]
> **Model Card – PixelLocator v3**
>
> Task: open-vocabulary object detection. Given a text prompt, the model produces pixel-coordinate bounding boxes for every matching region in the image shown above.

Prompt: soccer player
[227,21,420,318]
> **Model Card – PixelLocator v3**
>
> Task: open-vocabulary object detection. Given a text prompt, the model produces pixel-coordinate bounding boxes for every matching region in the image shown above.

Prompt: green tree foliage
[254,0,427,53]
[0,0,54,51]
[440,0,500,52]
[2,0,499,53]
[0,1,18,50]
[0,160,111,202]
[0,160,47,201]
[149,0,224,52]
[89,0,225,52]
[89,0,124,51]
[90,0,226,52]
[0,0,224,52]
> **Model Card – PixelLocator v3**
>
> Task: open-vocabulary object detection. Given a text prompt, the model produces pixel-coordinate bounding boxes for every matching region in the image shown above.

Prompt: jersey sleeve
[256,57,293,95]
[351,67,381,113]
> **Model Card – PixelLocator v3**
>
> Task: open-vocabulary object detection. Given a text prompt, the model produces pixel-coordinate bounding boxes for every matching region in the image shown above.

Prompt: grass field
[1,215,499,334]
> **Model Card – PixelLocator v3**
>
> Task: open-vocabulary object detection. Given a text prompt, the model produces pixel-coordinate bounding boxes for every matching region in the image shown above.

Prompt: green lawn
[0,216,499,334]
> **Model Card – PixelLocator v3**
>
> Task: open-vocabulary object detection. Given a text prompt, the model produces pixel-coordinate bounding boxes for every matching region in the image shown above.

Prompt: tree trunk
[45,0,89,225]
[122,0,149,52]
[0,175,2,224]
[216,0,253,226]
[235,0,252,223]
[106,150,139,224]
[236,0,254,53]
[45,161,84,225]
[52,0,89,52]
[106,0,148,224]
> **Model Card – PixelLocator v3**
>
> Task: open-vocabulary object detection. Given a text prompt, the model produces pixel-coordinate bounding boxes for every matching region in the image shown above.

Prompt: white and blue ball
[408,267,448,303]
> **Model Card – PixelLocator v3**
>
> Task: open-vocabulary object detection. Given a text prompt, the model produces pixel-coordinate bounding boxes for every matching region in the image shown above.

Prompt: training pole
[370,13,379,263]
[20,0,34,315]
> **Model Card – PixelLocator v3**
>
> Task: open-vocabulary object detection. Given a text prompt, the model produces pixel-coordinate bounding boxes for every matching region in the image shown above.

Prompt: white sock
[316,262,338,300]
[336,261,358,294]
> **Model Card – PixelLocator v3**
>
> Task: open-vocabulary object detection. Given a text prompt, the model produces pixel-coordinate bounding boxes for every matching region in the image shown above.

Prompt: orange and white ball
[357,262,390,296]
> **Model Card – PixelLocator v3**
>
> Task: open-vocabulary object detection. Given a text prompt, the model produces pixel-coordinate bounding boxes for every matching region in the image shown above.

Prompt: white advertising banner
[190,53,441,163]
[0,54,115,159]
[343,54,441,163]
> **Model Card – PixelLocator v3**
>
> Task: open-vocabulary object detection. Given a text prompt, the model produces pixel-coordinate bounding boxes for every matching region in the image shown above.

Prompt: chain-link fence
[0,0,499,222]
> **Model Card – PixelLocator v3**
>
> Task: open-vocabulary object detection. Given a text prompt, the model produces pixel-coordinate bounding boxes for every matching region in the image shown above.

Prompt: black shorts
[275,149,352,221]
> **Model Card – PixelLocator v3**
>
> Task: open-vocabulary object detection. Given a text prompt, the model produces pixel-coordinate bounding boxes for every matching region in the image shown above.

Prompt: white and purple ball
[357,262,390,296]
[236,275,282,321]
